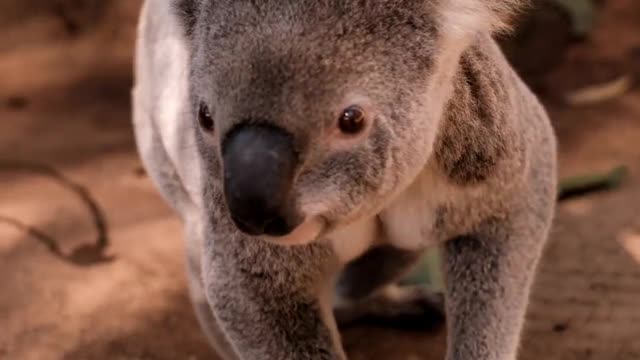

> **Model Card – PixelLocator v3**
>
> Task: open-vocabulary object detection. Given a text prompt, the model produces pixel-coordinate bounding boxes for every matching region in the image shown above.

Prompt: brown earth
[1,1,640,359]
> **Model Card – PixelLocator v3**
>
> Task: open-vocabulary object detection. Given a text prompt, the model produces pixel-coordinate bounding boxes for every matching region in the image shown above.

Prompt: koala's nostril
[230,213,265,236]
[263,216,293,237]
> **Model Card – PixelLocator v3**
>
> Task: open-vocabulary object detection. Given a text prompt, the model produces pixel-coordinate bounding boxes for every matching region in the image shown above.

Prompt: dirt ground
[1,1,640,360]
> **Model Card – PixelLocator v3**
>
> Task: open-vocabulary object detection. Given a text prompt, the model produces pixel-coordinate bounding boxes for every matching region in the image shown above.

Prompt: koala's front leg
[202,232,345,360]
[443,211,551,360]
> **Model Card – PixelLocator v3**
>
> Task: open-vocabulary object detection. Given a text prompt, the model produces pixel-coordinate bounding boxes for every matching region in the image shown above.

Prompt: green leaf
[553,0,597,36]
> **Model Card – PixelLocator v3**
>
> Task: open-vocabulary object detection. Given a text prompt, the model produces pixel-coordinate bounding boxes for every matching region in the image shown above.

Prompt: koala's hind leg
[333,245,445,330]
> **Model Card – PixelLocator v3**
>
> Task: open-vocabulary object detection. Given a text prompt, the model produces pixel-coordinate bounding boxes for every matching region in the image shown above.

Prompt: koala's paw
[333,284,445,331]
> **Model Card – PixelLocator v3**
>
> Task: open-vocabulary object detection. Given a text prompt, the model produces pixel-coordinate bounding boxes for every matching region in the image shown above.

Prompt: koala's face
[182,0,453,245]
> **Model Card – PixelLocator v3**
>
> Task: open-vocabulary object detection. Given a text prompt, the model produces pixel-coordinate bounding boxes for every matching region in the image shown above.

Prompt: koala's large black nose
[222,124,300,237]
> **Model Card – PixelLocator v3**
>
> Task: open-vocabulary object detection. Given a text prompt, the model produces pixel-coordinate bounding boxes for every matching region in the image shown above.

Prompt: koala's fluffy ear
[171,0,199,36]
[438,0,529,37]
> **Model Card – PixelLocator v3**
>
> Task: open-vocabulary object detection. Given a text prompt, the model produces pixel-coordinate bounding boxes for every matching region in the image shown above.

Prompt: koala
[131,0,557,359]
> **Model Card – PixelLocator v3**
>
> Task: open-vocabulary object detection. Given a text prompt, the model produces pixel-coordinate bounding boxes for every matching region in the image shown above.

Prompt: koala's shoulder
[434,38,526,187]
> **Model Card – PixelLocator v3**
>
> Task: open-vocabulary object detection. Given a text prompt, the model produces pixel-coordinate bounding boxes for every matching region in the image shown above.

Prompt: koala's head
[173,0,526,245]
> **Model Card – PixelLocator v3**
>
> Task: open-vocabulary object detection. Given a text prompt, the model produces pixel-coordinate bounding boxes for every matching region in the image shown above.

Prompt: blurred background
[1,1,639,359]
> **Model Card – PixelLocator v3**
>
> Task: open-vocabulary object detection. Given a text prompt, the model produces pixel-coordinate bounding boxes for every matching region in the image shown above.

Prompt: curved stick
[0,161,112,266]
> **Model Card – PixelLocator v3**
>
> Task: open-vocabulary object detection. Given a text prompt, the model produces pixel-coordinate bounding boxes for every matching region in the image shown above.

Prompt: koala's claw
[334,284,445,331]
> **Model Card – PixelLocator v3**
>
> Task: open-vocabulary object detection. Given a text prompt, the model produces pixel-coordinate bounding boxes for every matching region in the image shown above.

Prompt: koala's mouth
[260,216,327,246]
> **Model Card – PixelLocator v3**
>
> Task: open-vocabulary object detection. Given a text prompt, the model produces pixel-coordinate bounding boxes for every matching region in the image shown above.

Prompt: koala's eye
[198,103,214,132]
[338,106,366,135]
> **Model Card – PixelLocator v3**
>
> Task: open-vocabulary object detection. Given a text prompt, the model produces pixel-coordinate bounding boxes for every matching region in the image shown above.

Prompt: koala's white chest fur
[325,216,383,264]
[326,163,456,263]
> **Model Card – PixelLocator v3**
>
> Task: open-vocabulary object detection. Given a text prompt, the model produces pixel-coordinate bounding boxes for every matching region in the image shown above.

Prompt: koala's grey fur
[131,0,557,359]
